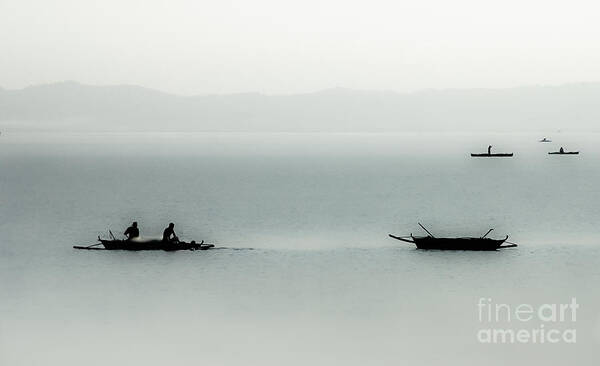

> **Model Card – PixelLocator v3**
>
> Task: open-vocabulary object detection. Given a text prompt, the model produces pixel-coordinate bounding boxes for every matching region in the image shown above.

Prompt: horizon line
[2,80,600,98]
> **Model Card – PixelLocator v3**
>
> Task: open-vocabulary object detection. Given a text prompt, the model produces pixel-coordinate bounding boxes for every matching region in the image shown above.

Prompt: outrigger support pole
[418,222,435,238]
[481,228,494,238]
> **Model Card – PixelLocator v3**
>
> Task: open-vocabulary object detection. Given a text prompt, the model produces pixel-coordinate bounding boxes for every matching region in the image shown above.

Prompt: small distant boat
[471,153,513,157]
[548,151,579,155]
[389,223,517,251]
[471,145,513,157]
[539,138,552,142]
[74,236,215,251]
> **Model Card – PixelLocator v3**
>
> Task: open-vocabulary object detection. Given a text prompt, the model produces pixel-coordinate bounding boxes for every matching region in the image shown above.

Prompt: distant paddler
[471,145,513,157]
[124,221,140,240]
[162,222,179,243]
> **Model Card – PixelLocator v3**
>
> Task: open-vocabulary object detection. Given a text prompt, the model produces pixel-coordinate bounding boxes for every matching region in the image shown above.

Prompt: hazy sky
[1,0,599,94]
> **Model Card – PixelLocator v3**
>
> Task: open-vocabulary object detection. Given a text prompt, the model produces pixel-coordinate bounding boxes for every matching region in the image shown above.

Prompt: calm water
[1,132,599,365]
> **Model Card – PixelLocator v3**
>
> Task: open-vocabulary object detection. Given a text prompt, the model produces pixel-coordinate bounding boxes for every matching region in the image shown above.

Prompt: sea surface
[1,132,599,365]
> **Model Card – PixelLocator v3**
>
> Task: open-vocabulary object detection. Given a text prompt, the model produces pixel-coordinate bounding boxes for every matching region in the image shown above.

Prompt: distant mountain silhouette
[1,81,600,132]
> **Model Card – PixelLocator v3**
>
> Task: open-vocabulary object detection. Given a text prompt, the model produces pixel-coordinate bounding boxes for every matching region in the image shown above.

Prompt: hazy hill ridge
[1,81,599,132]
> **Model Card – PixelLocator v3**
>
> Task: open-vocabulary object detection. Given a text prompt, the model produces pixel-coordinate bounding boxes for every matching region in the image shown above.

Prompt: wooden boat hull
[389,234,515,251]
[470,153,513,157]
[548,152,579,155]
[99,239,214,251]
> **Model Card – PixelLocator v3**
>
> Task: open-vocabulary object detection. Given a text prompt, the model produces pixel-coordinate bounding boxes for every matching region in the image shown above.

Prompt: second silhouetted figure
[162,223,178,243]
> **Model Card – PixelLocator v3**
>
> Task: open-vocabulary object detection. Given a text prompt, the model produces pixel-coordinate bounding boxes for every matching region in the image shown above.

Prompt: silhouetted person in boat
[124,222,139,240]
[162,223,179,243]
[488,145,492,155]
[560,147,564,153]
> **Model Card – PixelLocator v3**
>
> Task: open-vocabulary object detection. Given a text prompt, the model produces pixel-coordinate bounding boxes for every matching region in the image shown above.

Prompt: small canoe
[75,238,215,251]
[471,153,513,157]
[389,234,516,251]
[548,151,579,155]
[539,139,552,142]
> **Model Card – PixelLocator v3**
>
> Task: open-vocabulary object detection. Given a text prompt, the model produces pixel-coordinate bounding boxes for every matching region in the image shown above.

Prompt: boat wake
[211,247,255,251]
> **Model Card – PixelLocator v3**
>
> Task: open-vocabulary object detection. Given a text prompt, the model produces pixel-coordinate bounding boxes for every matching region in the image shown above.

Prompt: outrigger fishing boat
[548,150,579,155]
[471,153,513,157]
[471,145,513,157]
[389,223,517,251]
[74,231,214,251]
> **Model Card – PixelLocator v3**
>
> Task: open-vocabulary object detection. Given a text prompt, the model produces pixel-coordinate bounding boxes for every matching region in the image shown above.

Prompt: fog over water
[1,132,599,365]
[3,0,600,363]
[3,0,600,94]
